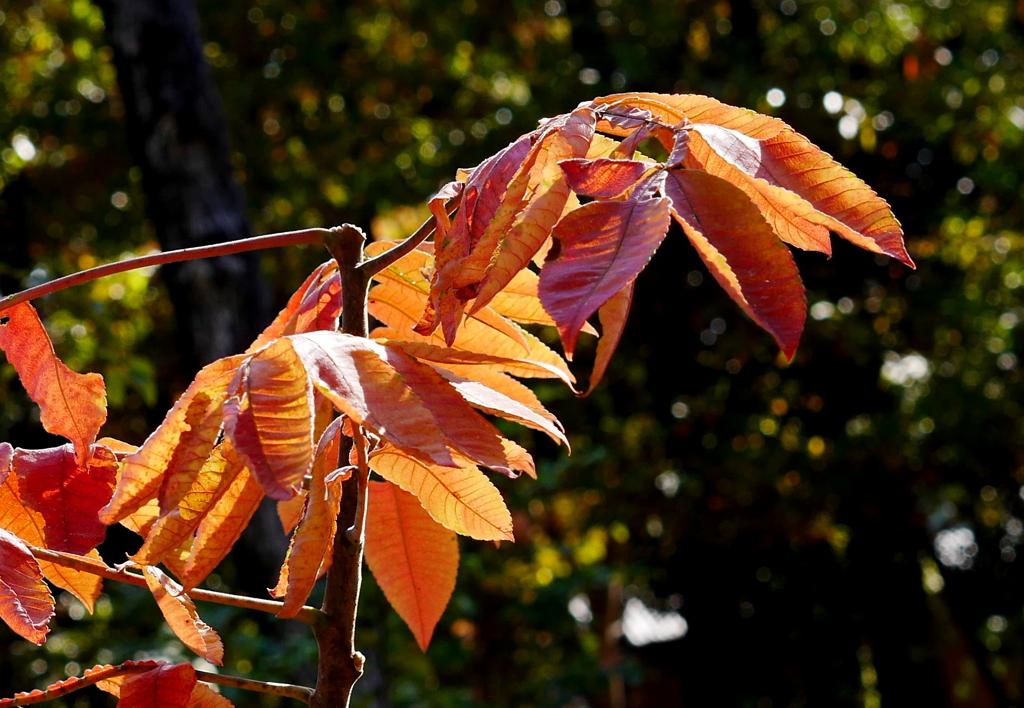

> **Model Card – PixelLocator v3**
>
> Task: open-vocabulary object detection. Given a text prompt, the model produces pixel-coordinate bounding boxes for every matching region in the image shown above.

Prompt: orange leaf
[0,527,53,645]
[560,157,651,199]
[13,444,117,555]
[0,662,160,707]
[290,332,462,469]
[115,662,197,708]
[272,426,344,618]
[141,566,224,665]
[277,491,306,535]
[101,355,246,525]
[179,467,263,590]
[157,390,228,516]
[485,267,595,336]
[188,683,235,708]
[469,106,597,318]
[665,167,806,360]
[368,447,514,541]
[365,481,459,651]
[540,172,671,358]
[225,338,314,500]
[594,92,786,140]
[0,471,103,611]
[132,443,245,567]
[582,279,634,396]
[0,302,106,463]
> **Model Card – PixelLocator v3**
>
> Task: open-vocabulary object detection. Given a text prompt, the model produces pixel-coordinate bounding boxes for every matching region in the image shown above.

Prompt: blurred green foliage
[4,0,1024,705]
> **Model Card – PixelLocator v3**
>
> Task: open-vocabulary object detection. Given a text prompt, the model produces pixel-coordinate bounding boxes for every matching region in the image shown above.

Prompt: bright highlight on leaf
[365,481,459,651]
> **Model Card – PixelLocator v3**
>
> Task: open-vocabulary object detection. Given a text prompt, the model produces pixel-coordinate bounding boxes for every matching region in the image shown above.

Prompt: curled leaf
[0,527,53,645]
[141,566,224,665]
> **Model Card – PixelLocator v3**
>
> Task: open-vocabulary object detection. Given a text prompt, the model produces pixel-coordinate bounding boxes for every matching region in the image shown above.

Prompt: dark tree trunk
[96,0,271,370]
[96,0,289,596]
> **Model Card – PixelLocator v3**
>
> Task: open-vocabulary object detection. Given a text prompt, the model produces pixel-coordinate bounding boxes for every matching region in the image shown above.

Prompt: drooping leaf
[0,302,106,463]
[0,527,53,645]
[101,355,246,525]
[272,425,344,618]
[469,106,598,318]
[582,279,635,396]
[157,390,226,516]
[187,683,235,708]
[559,157,652,199]
[0,472,103,611]
[664,167,806,360]
[540,172,671,358]
[365,481,459,651]
[132,443,245,567]
[368,447,514,541]
[13,444,117,555]
[141,566,224,665]
[114,662,197,708]
[277,491,306,535]
[225,338,315,501]
[485,267,594,336]
[0,443,11,485]
[179,467,263,590]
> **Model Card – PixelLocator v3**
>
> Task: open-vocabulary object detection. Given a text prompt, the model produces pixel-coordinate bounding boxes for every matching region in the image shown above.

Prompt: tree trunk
[96,0,271,371]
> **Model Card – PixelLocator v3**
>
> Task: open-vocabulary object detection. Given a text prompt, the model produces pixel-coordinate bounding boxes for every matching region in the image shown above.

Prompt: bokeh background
[3,0,1024,705]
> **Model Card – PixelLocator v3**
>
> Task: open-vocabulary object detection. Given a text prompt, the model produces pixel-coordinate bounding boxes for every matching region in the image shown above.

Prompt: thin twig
[0,228,330,314]
[29,546,324,627]
[355,196,459,278]
[344,427,371,545]
[196,670,314,704]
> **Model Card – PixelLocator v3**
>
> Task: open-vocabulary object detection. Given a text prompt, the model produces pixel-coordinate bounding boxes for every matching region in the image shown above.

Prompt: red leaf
[0,471,103,611]
[187,683,235,708]
[0,443,11,486]
[0,303,106,463]
[246,260,341,353]
[116,663,197,708]
[665,167,806,360]
[559,158,652,199]
[540,173,671,358]
[0,527,53,645]
[365,481,459,651]
[225,338,315,500]
[582,279,635,396]
[13,444,116,555]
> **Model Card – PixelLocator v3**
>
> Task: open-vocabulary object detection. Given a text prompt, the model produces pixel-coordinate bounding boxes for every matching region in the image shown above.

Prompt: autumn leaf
[141,566,224,665]
[540,171,671,358]
[0,443,11,485]
[582,279,635,396]
[111,662,197,708]
[664,167,806,360]
[132,443,245,567]
[0,470,103,611]
[272,424,344,618]
[369,446,514,541]
[365,481,459,651]
[187,683,235,708]
[0,302,106,463]
[179,466,263,590]
[13,444,117,555]
[225,337,315,500]
[101,355,246,525]
[0,527,54,645]
[246,259,341,353]
[0,662,160,707]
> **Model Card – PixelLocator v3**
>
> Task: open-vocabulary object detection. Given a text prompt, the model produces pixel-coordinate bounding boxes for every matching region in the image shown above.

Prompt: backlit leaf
[179,466,263,590]
[665,168,806,359]
[583,279,635,396]
[141,566,224,665]
[115,662,197,708]
[0,527,53,645]
[540,172,671,358]
[13,444,117,555]
[0,302,106,463]
[365,481,459,651]
[559,157,652,199]
[369,447,514,541]
[187,683,235,708]
[272,425,344,618]
[101,355,246,525]
[246,260,341,353]
[0,443,11,485]
[225,338,314,501]
[0,472,103,611]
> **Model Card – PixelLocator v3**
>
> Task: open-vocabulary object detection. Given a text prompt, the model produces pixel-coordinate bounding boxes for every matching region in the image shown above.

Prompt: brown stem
[195,670,314,704]
[345,427,371,545]
[310,224,372,708]
[29,547,323,626]
[0,228,329,314]
[356,195,458,279]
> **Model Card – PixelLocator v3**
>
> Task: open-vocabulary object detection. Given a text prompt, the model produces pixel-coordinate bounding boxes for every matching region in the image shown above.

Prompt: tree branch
[344,426,371,545]
[29,546,323,627]
[0,228,329,314]
[195,670,314,704]
[355,196,457,279]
